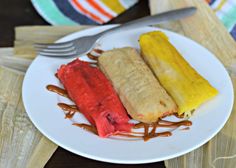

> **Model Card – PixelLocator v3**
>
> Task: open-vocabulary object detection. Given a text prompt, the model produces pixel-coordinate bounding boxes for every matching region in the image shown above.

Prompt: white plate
[22,25,234,164]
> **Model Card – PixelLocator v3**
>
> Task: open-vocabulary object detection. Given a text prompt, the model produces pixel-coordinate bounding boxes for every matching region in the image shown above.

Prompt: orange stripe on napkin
[87,0,113,19]
[72,0,104,23]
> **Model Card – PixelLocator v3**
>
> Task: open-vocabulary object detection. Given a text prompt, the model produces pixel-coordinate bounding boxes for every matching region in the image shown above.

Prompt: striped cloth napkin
[31,0,236,40]
[207,0,236,40]
[31,0,138,25]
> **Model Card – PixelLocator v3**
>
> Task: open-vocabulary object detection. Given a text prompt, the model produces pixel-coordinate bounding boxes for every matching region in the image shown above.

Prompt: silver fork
[35,7,196,57]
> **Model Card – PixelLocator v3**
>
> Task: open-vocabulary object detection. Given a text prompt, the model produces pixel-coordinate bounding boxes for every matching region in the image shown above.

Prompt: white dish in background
[22,25,234,164]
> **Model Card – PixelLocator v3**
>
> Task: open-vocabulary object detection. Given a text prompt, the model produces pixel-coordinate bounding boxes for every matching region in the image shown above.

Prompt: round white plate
[22,25,234,164]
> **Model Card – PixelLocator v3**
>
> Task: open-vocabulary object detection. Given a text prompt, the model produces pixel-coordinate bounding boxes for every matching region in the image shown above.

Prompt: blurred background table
[0,0,165,167]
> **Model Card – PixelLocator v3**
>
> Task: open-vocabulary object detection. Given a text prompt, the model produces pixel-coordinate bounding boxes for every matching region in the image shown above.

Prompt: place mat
[1,0,236,167]
[149,0,236,168]
[0,61,57,168]
[14,26,91,59]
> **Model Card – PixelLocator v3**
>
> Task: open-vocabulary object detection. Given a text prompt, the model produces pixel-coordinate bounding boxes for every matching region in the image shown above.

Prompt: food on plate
[57,59,133,137]
[98,47,177,123]
[47,30,218,140]
[139,31,218,116]
[47,47,192,141]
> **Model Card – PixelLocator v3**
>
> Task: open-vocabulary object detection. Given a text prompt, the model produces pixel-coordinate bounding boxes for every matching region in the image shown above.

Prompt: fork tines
[34,42,77,57]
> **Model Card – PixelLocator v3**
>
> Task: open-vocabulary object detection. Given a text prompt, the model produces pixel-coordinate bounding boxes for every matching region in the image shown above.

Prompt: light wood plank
[149,0,184,34]
[0,48,14,57]
[0,66,57,168]
[26,137,57,168]
[14,26,92,59]
[0,55,31,73]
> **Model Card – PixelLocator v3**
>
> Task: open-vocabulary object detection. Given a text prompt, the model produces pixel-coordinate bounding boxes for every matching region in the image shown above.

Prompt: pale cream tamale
[139,31,218,116]
[98,47,177,123]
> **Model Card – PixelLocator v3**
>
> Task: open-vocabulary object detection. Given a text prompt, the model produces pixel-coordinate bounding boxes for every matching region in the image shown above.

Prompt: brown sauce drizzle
[90,62,98,65]
[159,119,192,127]
[151,122,157,134]
[144,131,172,141]
[132,119,191,141]
[119,123,172,141]
[46,85,69,98]
[116,131,171,141]
[47,83,193,141]
[133,122,145,129]
[87,49,104,60]
[181,127,190,131]
[87,53,98,60]
[73,123,97,135]
[174,113,185,119]
[102,119,191,141]
[93,49,104,54]
[133,119,192,129]
[116,133,143,138]
[58,103,80,119]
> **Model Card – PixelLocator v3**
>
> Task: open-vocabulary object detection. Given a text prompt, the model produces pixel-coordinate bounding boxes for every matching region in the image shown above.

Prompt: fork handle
[97,7,196,38]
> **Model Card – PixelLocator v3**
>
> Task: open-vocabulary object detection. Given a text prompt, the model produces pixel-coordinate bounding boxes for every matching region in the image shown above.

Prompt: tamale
[139,31,218,115]
[98,47,177,123]
[57,59,133,137]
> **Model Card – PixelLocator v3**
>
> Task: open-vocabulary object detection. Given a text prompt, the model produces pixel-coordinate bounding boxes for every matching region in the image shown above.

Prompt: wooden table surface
[0,0,165,167]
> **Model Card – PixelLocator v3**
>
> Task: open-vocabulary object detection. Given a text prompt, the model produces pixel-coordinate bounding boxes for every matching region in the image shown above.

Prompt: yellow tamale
[139,31,218,115]
[98,47,177,123]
